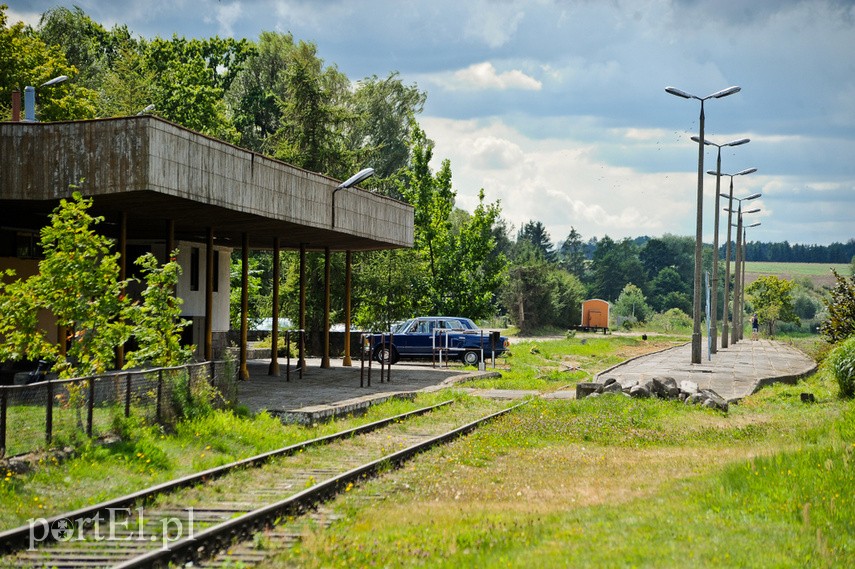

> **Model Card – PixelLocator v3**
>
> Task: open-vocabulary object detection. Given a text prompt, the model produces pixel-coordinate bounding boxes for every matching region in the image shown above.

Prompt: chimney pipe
[11,90,21,121]
[24,86,35,121]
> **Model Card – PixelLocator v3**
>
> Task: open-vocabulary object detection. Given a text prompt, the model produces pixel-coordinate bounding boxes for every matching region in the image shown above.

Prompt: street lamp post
[696,137,750,353]
[740,221,762,340]
[331,168,374,368]
[716,169,757,348]
[23,75,68,121]
[666,85,741,364]
[726,204,761,344]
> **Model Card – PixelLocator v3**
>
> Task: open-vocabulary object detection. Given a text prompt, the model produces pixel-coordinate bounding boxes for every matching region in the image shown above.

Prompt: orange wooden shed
[581,299,610,329]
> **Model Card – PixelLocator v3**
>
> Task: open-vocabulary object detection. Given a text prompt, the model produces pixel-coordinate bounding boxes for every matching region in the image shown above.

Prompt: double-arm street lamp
[666,85,741,363]
[696,137,750,353]
[725,199,761,344]
[714,167,757,348]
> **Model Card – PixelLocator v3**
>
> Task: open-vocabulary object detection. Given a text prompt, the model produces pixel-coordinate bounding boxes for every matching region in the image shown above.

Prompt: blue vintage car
[365,316,509,365]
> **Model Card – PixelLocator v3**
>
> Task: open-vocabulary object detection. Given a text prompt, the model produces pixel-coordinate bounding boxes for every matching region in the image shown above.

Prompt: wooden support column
[321,247,331,368]
[299,244,306,369]
[116,211,127,369]
[343,250,353,366]
[239,232,250,380]
[268,237,281,376]
[204,228,214,362]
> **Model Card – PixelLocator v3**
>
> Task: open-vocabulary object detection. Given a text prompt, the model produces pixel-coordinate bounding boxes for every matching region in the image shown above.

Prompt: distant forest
[740,240,855,263]
[581,237,855,264]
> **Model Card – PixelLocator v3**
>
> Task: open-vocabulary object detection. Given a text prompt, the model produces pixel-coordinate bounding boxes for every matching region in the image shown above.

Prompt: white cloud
[211,1,243,38]
[462,0,527,48]
[438,62,542,92]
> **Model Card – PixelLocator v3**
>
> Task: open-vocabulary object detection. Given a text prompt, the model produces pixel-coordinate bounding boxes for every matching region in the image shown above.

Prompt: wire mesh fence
[0,361,235,459]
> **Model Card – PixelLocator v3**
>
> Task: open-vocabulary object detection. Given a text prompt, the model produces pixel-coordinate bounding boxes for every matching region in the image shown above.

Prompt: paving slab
[237,358,493,423]
[594,339,817,402]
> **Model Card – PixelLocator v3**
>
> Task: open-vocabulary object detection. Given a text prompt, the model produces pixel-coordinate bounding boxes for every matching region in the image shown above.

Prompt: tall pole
[739,228,748,340]
[343,250,353,366]
[731,208,743,345]
[721,178,734,348]
[690,100,705,364]
[710,147,722,354]
[269,237,280,376]
[666,85,740,364]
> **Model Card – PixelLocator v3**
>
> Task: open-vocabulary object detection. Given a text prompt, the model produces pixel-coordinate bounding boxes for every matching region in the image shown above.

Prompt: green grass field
[741,261,849,288]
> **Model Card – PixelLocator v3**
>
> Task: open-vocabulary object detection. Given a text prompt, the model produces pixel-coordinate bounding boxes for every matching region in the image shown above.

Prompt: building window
[190,247,200,291]
[212,251,219,292]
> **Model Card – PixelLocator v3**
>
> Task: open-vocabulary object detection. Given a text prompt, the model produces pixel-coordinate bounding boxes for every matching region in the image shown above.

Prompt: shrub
[827,336,855,399]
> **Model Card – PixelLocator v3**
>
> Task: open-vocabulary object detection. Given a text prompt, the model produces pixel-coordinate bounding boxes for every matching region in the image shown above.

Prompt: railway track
[0,399,525,568]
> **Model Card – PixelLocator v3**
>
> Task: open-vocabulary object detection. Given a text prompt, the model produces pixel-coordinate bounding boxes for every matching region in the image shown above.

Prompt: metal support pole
[691,101,705,364]
[239,232,250,380]
[343,250,353,366]
[322,247,331,368]
[269,237,281,376]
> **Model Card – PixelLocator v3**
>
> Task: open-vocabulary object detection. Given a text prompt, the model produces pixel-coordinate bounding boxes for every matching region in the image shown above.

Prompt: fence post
[46,379,54,446]
[286,330,291,382]
[156,369,163,423]
[0,390,7,458]
[87,378,95,437]
[124,373,132,418]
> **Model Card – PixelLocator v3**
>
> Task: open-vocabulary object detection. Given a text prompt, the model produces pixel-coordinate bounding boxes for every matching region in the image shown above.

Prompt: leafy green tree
[226,31,292,154]
[0,5,97,121]
[271,38,352,176]
[36,5,129,91]
[34,191,132,377]
[348,73,426,182]
[124,251,192,369]
[0,192,130,377]
[650,266,690,312]
[589,236,647,301]
[819,269,855,343]
[613,283,652,324]
[746,275,799,336]
[142,36,249,142]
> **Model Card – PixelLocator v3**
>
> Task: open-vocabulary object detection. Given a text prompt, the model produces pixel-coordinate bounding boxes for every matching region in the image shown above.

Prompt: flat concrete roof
[1,117,413,251]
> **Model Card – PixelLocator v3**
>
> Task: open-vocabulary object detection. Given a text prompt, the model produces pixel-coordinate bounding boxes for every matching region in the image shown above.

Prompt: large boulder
[576,382,603,399]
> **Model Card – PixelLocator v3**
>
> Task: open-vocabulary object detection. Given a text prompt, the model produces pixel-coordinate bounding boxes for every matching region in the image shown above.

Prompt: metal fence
[0,360,235,459]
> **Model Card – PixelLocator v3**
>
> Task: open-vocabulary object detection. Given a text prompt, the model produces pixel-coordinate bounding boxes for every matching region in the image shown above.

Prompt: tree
[517,220,556,263]
[347,73,426,181]
[0,5,98,121]
[650,266,689,312]
[142,36,250,142]
[745,275,799,336]
[271,38,352,176]
[613,283,652,324]
[589,237,647,301]
[819,269,855,343]
[0,191,130,378]
[124,251,192,369]
[558,227,586,279]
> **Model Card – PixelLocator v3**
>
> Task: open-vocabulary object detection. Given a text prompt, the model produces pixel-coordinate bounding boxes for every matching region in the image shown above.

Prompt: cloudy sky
[8,0,855,246]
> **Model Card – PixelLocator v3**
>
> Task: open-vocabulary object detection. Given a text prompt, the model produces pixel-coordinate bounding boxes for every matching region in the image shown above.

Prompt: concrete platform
[595,339,817,402]
[236,358,496,423]
[236,339,817,423]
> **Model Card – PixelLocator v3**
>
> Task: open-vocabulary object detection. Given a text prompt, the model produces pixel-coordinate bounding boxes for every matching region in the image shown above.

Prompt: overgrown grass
[466,334,686,391]
[0,390,458,529]
[280,361,854,568]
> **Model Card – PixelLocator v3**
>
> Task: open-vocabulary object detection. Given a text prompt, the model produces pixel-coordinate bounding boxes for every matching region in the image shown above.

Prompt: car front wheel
[462,350,481,366]
[373,345,399,364]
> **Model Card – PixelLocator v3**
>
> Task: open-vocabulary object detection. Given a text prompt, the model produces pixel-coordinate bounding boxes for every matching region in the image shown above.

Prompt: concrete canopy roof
[1,116,414,251]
